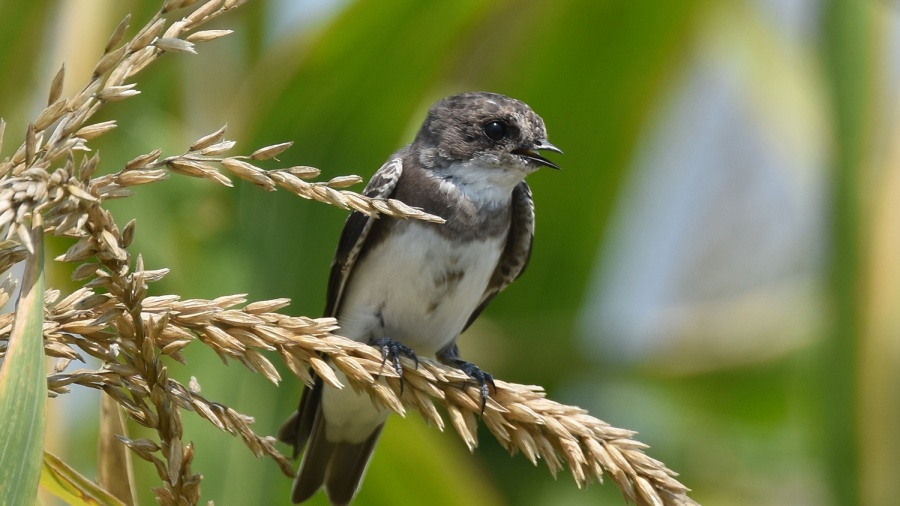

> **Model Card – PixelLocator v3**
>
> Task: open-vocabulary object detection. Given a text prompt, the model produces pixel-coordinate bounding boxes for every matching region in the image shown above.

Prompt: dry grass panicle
[0,1,697,505]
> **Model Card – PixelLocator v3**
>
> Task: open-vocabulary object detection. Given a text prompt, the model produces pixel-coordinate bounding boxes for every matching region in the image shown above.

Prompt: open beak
[513,141,563,170]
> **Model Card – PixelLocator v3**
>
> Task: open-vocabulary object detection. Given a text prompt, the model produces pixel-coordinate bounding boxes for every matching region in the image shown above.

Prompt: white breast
[439,160,533,204]
[336,222,505,356]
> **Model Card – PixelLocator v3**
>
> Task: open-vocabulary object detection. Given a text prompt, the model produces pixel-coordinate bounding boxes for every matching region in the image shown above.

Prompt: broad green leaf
[41,451,127,506]
[0,222,46,505]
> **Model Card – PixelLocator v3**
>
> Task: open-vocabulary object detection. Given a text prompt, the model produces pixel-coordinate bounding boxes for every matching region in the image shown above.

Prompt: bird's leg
[371,337,418,393]
[451,360,495,414]
[437,344,494,414]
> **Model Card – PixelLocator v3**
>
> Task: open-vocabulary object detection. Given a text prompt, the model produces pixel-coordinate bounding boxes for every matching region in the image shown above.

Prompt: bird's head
[414,91,561,172]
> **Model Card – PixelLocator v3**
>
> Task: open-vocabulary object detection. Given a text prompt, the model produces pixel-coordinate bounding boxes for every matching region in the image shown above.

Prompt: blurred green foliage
[0,0,894,505]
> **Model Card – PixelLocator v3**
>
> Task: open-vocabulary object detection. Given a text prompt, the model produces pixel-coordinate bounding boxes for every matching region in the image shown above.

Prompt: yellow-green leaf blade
[41,451,127,506]
[0,222,46,505]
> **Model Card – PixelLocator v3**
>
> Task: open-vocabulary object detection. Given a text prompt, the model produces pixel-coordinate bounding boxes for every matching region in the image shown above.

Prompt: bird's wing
[462,181,535,331]
[277,156,404,499]
[324,157,404,317]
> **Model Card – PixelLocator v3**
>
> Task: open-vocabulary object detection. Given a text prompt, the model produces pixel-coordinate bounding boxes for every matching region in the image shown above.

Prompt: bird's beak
[513,141,563,170]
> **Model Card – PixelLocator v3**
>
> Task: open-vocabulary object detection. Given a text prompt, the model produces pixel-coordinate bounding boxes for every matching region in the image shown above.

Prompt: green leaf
[0,220,46,505]
[41,451,127,506]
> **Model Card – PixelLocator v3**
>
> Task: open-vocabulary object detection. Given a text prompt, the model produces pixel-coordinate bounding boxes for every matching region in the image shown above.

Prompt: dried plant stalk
[0,0,697,505]
[18,284,697,506]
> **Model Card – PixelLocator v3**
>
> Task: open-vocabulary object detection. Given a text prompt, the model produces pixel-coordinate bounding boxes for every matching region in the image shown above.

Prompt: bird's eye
[483,120,508,142]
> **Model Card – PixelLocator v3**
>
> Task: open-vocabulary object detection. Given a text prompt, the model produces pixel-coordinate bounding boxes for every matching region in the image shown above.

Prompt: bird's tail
[278,378,384,505]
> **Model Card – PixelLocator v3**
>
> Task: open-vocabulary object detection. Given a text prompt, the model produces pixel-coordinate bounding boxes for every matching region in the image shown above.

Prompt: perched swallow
[278,91,560,505]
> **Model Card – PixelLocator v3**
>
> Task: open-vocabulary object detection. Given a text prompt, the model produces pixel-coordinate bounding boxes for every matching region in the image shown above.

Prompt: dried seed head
[162,0,189,13]
[185,30,233,43]
[244,298,290,313]
[126,47,156,79]
[189,125,227,151]
[184,0,226,28]
[107,59,134,88]
[327,175,362,189]
[98,229,127,261]
[57,237,95,263]
[116,168,169,187]
[166,158,234,187]
[162,19,187,39]
[97,84,140,102]
[199,140,236,156]
[141,268,170,283]
[122,219,136,247]
[283,166,320,179]
[249,141,292,161]
[25,123,36,165]
[155,37,196,54]
[125,149,163,170]
[79,153,101,181]
[167,159,214,178]
[48,64,65,106]
[75,120,118,140]
[34,98,68,132]
[131,18,166,52]
[66,183,99,204]
[93,45,127,77]
[321,186,348,208]
[73,293,112,311]
[105,14,132,53]
[309,357,342,388]
[71,262,100,281]
[241,349,280,384]
[220,158,274,190]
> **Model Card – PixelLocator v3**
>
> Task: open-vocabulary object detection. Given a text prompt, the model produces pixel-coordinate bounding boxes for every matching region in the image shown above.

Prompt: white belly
[336,223,504,357]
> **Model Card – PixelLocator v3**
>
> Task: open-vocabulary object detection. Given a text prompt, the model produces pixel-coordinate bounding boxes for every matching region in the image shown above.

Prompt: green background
[0,0,893,505]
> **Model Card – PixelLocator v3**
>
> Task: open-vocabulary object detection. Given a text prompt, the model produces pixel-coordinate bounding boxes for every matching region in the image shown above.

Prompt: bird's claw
[452,360,495,415]
[372,337,418,393]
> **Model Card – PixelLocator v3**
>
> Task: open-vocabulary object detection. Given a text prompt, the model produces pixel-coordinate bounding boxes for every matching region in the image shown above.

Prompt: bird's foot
[371,337,419,392]
[450,359,495,414]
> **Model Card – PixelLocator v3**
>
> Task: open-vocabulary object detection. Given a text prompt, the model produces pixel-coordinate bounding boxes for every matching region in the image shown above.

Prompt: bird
[277,91,560,505]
